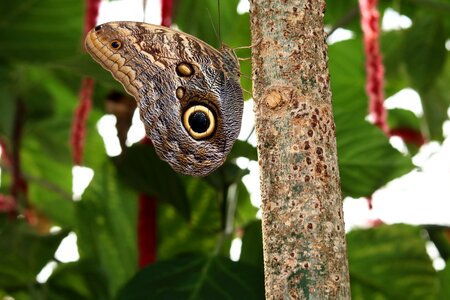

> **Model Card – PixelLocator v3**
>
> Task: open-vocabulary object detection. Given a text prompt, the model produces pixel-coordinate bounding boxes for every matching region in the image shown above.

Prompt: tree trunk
[249,0,351,299]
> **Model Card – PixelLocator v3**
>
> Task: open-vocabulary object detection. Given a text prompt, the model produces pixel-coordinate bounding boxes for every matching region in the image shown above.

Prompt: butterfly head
[85,22,142,97]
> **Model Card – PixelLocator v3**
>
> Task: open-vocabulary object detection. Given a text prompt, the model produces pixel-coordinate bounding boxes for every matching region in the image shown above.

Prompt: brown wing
[85,21,243,176]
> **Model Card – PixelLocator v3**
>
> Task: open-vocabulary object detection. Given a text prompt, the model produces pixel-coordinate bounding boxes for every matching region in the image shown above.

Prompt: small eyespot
[176,62,194,77]
[110,40,122,49]
[183,105,215,139]
[176,87,185,99]
[94,25,102,31]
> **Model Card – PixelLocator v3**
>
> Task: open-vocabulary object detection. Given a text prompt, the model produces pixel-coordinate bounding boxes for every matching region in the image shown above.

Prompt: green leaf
[114,143,190,221]
[21,115,75,227]
[324,1,359,29]
[419,58,450,142]
[387,108,421,132]
[0,89,16,139]
[174,0,244,49]
[45,260,110,300]
[348,224,438,300]
[0,221,68,289]
[157,177,220,259]
[228,140,258,161]
[329,39,414,197]
[117,253,264,300]
[0,0,84,63]
[75,162,138,297]
[437,260,450,300]
[240,220,263,268]
[404,15,447,91]
[205,162,249,191]
[381,30,410,97]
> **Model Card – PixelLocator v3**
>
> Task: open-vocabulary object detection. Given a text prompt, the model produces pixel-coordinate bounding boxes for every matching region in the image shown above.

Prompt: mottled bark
[249,0,351,299]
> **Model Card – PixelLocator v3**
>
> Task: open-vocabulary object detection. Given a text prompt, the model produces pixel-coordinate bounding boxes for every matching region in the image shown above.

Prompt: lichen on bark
[249,0,351,298]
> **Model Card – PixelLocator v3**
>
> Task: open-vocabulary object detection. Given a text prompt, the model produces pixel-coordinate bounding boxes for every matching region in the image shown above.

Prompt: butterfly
[85,22,243,176]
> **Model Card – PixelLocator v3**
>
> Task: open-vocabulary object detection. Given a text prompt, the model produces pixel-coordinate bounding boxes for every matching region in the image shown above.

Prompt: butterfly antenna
[218,0,222,46]
[207,8,221,47]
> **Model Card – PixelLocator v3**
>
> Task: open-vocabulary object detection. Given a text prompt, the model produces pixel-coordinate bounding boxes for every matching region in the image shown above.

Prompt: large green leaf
[45,260,110,300]
[329,39,414,197]
[404,14,447,92]
[419,58,450,142]
[117,253,264,300]
[0,0,84,63]
[157,177,221,259]
[348,224,438,299]
[114,143,190,221]
[0,221,67,290]
[75,162,138,297]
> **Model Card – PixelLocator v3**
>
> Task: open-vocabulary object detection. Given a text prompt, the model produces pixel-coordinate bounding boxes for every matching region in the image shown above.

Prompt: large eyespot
[183,105,215,139]
[110,39,122,49]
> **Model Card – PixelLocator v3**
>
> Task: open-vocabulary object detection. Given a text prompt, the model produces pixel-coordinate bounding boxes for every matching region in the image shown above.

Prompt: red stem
[138,193,158,267]
[359,0,389,134]
[84,0,102,38]
[71,0,101,165]
[71,78,94,165]
[161,0,173,27]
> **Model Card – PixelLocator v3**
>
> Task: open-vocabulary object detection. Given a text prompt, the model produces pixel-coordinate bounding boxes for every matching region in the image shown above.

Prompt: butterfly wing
[85,21,243,176]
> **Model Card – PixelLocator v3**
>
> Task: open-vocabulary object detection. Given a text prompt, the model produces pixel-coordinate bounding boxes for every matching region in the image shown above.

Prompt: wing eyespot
[110,39,122,50]
[176,87,185,99]
[183,105,216,140]
[176,62,194,77]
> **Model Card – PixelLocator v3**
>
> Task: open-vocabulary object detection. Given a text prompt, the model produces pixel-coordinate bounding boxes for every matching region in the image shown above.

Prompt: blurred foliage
[0,0,449,299]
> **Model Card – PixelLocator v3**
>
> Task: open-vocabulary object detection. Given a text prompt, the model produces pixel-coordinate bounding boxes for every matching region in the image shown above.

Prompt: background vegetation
[0,0,449,299]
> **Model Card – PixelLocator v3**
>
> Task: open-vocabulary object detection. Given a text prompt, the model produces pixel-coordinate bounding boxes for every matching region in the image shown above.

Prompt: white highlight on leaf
[97,114,122,157]
[126,109,146,146]
[382,8,412,31]
[327,28,354,45]
[50,226,62,233]
[237,0,250,15]
[36,261,58,284]
[72,166,94,201]
[426,241,445,271]
[55,232,80,263]
[389,136,408,155]
[238,99,256,145]
[230,238,243,261]
[384,88,423,117]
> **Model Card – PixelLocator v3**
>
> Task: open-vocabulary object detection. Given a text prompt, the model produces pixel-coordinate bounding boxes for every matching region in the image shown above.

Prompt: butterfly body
[85,22,243,176]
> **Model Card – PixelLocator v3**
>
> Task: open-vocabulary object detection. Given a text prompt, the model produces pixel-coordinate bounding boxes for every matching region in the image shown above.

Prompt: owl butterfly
[85,22,243,176]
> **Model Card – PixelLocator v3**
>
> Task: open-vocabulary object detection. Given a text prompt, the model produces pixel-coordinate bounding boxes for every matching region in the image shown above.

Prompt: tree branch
[249,0,351,298]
